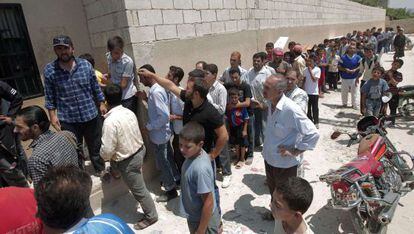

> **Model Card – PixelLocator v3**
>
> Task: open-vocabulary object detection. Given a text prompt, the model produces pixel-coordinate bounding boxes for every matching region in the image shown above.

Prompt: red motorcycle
[320,116,414,233]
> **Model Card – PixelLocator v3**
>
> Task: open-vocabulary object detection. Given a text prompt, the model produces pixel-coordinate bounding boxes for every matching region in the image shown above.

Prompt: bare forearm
[197,195,214,233]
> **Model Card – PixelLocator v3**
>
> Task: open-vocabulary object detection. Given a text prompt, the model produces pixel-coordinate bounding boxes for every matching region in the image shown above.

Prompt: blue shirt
[361,78,389,100]
[339,54,362,80]
[44,58,104,123]
[106,53,137,100]
[68,213,134,234]
[146,83,171,144]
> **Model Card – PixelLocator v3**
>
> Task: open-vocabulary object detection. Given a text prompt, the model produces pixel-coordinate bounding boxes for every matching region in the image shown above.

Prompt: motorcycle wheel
[350,208,388,234]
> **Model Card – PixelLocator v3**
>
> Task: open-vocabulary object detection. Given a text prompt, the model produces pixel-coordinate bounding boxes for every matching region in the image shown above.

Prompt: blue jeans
[154,142,180,191]
[211,161,222,217]
[253,108,267,146]
[365,99,382,117]
[246,113,255,158]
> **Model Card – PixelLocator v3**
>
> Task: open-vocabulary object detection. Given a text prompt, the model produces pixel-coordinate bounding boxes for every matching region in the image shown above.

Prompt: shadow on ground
[307,205,357,234]
[242,173,268,196]
[223,194,273,234]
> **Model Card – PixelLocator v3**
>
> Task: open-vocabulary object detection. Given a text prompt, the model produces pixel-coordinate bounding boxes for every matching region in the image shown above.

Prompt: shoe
[352,106,358,110]
[315,124,319,129]
[261,210,275,221]
[245,157,253,165]
[156,188,178,202]
[134,217,158,230]
[109,166,121,179]
[222,175,232,188]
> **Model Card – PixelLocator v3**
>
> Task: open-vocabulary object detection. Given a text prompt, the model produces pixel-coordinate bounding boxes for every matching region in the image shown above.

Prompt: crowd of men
[0,24,409,234]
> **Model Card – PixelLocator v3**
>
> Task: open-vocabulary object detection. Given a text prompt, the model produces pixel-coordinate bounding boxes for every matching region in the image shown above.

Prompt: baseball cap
[272,48,284,56]
[53,35,73,47]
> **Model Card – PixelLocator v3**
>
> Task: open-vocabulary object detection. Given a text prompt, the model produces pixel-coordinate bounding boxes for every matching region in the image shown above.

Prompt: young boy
[226,88,249,169]
[384,59,404,125]
[361,66,389,117]
[179,122,220,234]
[271,177,314,234]
[79,53,106,88]
[304,56,321,128]
[327,48,340,91]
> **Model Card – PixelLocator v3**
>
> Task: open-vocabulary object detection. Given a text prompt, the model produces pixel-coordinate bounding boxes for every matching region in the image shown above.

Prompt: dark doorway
[0,4,43,99]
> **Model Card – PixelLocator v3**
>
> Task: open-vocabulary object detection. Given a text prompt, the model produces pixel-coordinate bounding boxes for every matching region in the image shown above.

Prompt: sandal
[133,218,158,230]
[235,161,244,169]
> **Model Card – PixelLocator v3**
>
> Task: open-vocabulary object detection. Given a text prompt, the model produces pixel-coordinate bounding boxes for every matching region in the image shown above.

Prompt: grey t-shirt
[179,150,216,222]
[106,52,137,100]
[361,78,389,100]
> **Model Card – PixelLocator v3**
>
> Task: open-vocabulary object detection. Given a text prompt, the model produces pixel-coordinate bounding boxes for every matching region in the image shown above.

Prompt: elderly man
[219,51,247,85]
[262,75,319,219]
[285,71,308,113]
[268,48,292,76]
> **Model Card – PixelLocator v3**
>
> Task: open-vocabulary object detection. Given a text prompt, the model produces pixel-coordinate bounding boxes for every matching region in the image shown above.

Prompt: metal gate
[0,4,43,99]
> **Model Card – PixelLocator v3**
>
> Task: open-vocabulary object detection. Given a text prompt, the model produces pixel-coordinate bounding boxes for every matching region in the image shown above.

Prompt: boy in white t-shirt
[271,177,314,234]
[304,56,321,128]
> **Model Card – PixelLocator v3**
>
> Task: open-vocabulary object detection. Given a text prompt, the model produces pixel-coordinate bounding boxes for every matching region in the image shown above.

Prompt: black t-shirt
[225,82,253,114]
[180,90,223,153]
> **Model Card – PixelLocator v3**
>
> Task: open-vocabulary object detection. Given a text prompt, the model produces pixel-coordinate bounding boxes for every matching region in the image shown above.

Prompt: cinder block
[126,10,139,26]
[173,0,192,9]
[183,10,202,23]
[235,0,247,9]
[258,0,268,9]
[124,0,152,9]
[193,0,209,9]
[195,22,212,36]
[237,19,247,30]
[246,0,255,8]
[230,10,242,20]
[113,11,130,28]
[138,10,163,25]
[84,1,103,19]
[223,0,236,9]
[201,10,217,22]
[209,0,223,9]
[129,26,156,42]
[177,24,196,38]
[216,9,230,21]
[225,20,237,32]
[247,19,258,29]
[91,32,106,47]
[155,25,178,40]
[151,0,174,9]
[211,21,226,34]
[162,10,184,24]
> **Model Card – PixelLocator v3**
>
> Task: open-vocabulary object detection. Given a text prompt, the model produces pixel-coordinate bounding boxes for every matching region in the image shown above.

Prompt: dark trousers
[111,146,158,220]
[187,208,220,234]
[389,94,399,124]
[122,96,138,114]
[61,116,105,172]
[172,133,185,173]
[307,95,319,124]
[246,113,255,159]
[218,120,231,176]
[327,72,338,90]
[253,108,267,146]
[265,161,297,197]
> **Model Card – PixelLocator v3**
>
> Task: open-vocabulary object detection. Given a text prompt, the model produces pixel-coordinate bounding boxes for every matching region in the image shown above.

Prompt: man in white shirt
[219,51,247,85]
[285,70,308,113]
[242,52,273,146]
[303,56,321,128]
[262,74,319,211]
[100,84,158,230]
[205,63,232,188]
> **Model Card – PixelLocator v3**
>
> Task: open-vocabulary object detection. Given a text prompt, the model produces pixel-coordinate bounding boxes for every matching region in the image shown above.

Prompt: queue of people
[0,24,409,234]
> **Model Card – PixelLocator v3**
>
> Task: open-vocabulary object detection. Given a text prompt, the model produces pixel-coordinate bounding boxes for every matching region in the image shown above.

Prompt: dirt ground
[96,36,414,234]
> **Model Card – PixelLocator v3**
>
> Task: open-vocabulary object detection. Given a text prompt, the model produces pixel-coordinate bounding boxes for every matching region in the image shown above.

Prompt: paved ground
[95,36,414,234]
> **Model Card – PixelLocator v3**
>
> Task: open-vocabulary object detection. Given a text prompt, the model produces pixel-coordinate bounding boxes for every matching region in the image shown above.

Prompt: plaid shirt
[44,58,105,123]
[27,130,79,187]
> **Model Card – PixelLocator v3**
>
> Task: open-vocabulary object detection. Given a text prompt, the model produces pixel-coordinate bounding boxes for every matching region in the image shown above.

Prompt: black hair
[107,36,124,51]
[265,42,274,48]
[17,106,50,132]
[228,67,241,76]
[35,166,92,230]
[288,41,296,48]
[372,66,385,74]
[192,77,209,99]
[228,88,239,97]
[169,66,184,83]
[179,121,205,144]
[139,64,156,73]
[104,84,122,107]
[188,69,205,79]
[394,58,404,67]
[204,63,218,75]
[78,53,95,68]
[252,52,266,61]
[195,61,207,70]
[323,39,329,43]
[274,177,313,214]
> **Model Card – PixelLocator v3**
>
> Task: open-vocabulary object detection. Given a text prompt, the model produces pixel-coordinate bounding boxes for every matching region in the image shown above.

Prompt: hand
[137,68,154,79]
[278,145,298,157]
[102,74,109,83]
[355,79,360,86]
[100,102,108,115]
[170,114,177,120]
[242,130,247,137]
[50,114,61,131]
[0,115,13,124]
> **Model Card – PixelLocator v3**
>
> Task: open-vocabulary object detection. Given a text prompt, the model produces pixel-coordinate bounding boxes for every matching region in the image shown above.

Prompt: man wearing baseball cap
[268,48,292,76]
[43,35,107,176]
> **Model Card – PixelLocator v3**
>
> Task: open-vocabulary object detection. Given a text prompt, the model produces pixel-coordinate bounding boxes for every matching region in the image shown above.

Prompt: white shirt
[207,80,227,115]
[241,66,272,105]
[219,65,247,84]
[304,67,321,95]
[274,218,314,234]
[106,53,137,100]
[100,105,144,161]
[263,95,319,168]
[285,86,308,113]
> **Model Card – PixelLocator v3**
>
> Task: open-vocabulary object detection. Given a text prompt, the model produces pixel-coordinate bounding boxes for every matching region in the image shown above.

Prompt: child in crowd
[179,122,220,234]
[271,177,314,234]
[304,56,321,128]
[384,59,404,125]
[79,53,106,88]
[361,67,389,117]
[226,88,249,169]
[327,48,340,91]
[315,48,327,97]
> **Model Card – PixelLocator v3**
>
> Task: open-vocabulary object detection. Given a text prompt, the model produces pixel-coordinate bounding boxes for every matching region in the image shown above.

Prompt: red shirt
[0,187,43,234]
